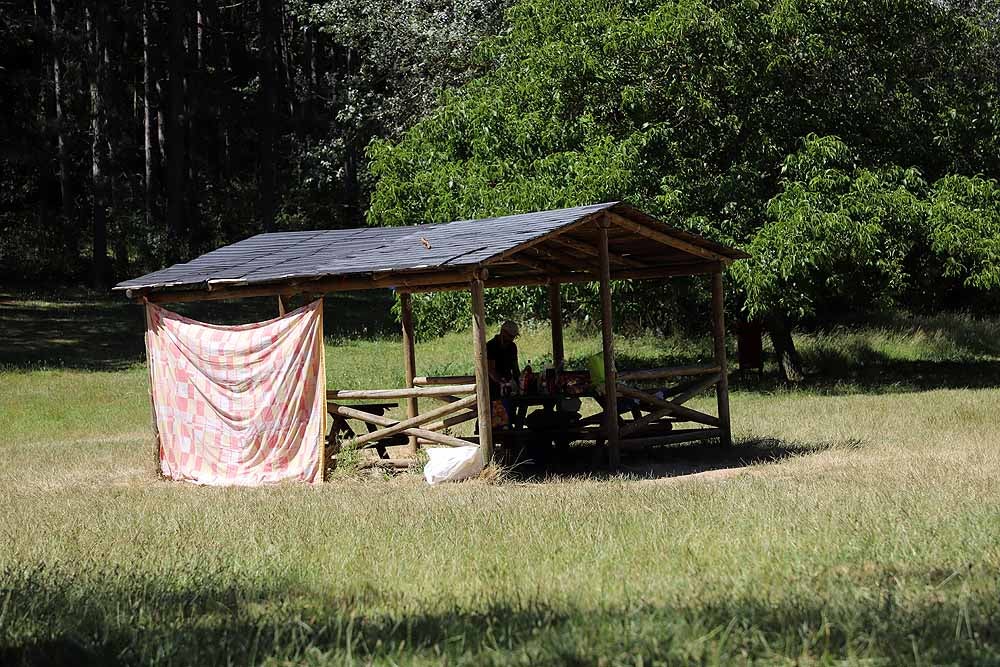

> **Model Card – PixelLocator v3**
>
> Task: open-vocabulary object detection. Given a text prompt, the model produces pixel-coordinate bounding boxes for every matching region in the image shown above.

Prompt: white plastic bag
[423,446,484,485]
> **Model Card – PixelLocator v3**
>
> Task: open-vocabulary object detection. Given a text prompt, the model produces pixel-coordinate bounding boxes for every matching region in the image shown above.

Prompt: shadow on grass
[730,358,1000,395]
[0,290,395,372]
[504,436,851,483]
[1,565,996,665]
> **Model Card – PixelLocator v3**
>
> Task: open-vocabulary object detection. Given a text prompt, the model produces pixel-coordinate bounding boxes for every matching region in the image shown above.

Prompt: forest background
[2,0,998,379]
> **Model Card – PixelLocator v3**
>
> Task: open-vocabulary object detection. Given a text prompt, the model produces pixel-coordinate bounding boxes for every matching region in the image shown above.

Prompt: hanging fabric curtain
[145,299,326,485]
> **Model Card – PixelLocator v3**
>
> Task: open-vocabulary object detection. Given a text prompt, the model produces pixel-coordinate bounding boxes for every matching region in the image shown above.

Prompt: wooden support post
[400,292,418,455]
[548,282,564,366]
[711,271,733,447]
[598,219,620,468]
[317,298,327,480]
[277,294,287,316]
[143,303,163,478]
[470,275,493,462]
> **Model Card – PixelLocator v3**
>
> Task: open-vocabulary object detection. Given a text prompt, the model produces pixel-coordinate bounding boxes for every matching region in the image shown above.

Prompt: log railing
[342,364,726,453]
[327,382,479,456]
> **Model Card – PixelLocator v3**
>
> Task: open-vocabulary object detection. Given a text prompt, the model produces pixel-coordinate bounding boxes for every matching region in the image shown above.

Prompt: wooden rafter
[549,235,646,268]
[606,211,726,262]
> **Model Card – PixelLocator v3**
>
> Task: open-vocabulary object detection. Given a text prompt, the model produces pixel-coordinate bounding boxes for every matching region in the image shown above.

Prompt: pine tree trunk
[50,0,75,263]
[142,0,160,234]
[165,0,187,253]
[86,3,109,289]
[257,0,279,232]
[765,313,805,383]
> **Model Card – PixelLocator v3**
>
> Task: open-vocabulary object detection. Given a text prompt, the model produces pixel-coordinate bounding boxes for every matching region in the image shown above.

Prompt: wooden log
[606,211,726,262]
[598,218,620,468]
[317,297,327,481]
[424,410,478,432]
[342,394,477,449]
[617,364,721,382]
[711,271,733,447]
[327,384,475,400]
[330,403,470,448]
[126,268,477,303]
[616,384,721,427]
[471,277,494,461]
[672,373,722,405]
[400,292,418,455]
[413,375,475,386]
[142,303,163,478]
[359,458,417,470]
[548,283,564,366]
[620,406,676,438]
[405,262,723,294]
[548,235,646,268]
[619,428,724,450]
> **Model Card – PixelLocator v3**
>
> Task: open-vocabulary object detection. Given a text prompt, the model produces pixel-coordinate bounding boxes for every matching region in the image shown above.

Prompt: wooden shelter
[116,201,748,470]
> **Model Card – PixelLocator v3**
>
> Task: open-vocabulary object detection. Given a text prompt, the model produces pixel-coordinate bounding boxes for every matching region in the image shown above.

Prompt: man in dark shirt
[486,320,520,397]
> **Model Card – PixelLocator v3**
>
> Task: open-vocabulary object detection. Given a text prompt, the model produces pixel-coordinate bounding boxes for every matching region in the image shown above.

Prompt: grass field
[2,291,1000,665]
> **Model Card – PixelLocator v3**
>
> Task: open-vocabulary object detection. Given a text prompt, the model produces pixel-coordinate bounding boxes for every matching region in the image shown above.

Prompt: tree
[367,0,1000,379]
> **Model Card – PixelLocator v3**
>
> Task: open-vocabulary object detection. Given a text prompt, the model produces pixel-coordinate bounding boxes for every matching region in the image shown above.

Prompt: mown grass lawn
[1,292,1000,666]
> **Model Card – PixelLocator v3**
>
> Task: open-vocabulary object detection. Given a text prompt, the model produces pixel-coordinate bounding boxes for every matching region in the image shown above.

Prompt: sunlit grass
[2,298,1000,664]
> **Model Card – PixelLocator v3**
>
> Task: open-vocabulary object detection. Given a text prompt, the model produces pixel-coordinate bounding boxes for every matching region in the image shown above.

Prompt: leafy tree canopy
[368,0,999,333]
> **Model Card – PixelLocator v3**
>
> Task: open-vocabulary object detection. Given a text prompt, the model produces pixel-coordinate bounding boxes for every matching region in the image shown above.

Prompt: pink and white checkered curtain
[145,300,326,485]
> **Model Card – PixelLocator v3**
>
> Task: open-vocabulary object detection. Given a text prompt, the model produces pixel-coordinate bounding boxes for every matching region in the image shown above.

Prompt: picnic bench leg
[711,271,733,447]
[598,217,620,469]
[471,275,494,463]
[548,282,564,366]
[400,292,419,456]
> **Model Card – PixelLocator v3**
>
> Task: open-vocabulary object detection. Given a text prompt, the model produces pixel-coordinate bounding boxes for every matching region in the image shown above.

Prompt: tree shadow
[0,290,395,372]
[730,357,1000,395]
[504,436,853,482]
[1,563,994,665]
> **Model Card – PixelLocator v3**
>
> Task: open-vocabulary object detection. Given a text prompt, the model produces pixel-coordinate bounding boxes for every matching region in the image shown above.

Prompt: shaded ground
[0,289,395,371]
[495,436,850,482]
[3,290,999,395]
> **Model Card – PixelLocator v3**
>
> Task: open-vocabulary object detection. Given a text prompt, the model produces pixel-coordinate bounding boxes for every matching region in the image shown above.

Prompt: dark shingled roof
[116,202,746,295]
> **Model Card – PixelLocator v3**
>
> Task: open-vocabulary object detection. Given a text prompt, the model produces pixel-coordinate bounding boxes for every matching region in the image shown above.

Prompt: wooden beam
[488,209,607,266]
[127,268,478,303]
[471,277,494,462]
[424,409,478,432]
[548,283,564,366]
[142,303,163,479]
[413,375,475,386]
[317,298,327,481]
[330,403,469,448]
[617,364,720,382]
[277,295,287,316]
[616,384,721,427]
[530,245,587,271]
[607,211,726,262]
[620,428,724,450]
[598,219,620,468]
[620,406,675,438]
[619,374,718,437]
[327,384,475,399]
[400,292,418,455]
[711,271,733,447]
[342,394,477,449]
[405,262,722,294]
[549,236,646,268]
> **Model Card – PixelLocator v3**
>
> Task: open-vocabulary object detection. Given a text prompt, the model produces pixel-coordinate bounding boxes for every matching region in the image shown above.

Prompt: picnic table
[326,401,403,459]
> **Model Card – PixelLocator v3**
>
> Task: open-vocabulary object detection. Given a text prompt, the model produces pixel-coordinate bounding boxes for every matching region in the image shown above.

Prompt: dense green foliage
[369,0,1000,331]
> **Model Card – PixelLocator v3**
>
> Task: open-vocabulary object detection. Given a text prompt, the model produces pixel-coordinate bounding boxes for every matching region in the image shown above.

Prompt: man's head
[499,320,520,344]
